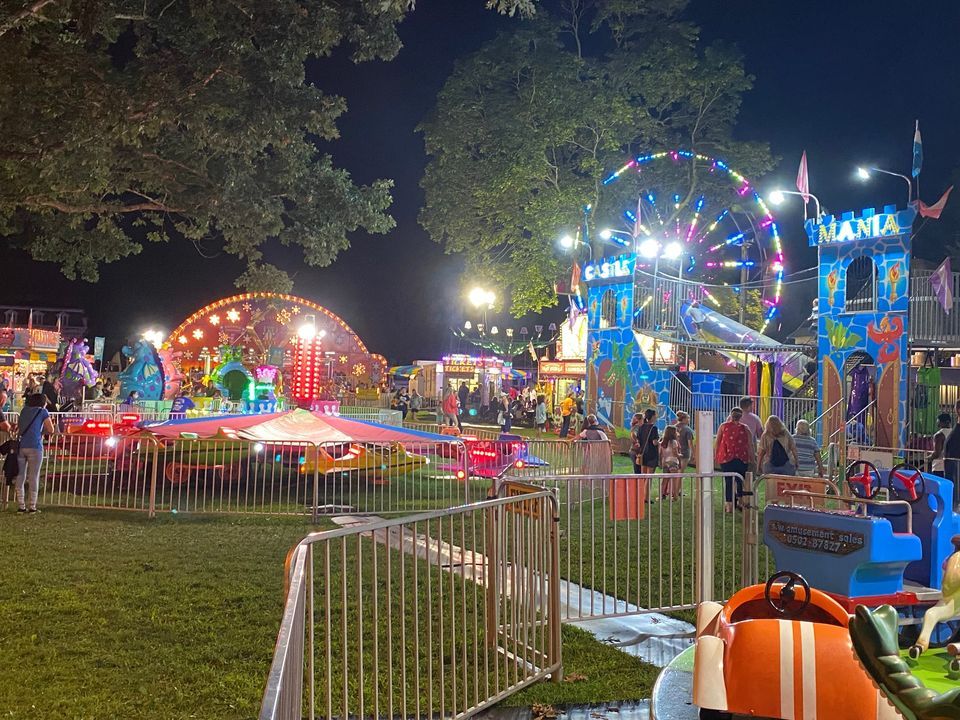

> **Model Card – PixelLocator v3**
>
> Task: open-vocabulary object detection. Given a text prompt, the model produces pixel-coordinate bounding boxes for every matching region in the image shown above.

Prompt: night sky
[4,1,959,362]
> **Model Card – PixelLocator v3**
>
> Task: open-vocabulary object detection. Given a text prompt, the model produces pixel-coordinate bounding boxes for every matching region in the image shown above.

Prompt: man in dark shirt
[945,400,960,508]
[41,375,59,411]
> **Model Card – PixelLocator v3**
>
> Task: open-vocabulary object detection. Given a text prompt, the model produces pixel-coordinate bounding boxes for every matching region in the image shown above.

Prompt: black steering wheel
[888,463,926,504]
[765,570,812,618]
[846,460,881,500]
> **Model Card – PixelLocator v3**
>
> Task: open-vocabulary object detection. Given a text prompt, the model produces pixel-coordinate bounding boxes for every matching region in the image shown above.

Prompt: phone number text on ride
[767,519,865,556]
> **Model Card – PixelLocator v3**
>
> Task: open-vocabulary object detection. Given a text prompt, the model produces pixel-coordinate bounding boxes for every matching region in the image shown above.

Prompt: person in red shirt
[715,407,755,513]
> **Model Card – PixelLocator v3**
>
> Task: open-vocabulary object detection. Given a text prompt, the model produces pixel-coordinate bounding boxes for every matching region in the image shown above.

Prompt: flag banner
[912,120,923,178]
[931,257,954,315]
[918,185,954,219]
[796,150,810,203]
[528,340,538,362]
[570,261,581,292]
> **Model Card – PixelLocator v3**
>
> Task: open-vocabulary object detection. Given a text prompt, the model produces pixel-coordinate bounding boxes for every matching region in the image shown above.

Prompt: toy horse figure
[118,339,165,401]
[58,338,99,402]
[910,534,960,659]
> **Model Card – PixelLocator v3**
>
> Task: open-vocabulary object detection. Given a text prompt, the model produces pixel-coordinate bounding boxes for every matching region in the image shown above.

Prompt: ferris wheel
[601,149,786,333]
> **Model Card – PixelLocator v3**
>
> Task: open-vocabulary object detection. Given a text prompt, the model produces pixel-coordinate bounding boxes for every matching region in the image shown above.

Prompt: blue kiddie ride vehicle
[763,460,960,647]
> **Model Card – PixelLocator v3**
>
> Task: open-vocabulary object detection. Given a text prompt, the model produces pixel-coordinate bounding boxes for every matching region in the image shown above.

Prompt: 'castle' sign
[583,254,635,282]
[805,205,916,248]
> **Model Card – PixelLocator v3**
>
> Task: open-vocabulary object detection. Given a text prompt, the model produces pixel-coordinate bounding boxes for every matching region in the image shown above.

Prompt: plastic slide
[678,301,813,391]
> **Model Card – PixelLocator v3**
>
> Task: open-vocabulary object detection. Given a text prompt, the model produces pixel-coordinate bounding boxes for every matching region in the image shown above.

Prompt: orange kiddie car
[693,572,900,719]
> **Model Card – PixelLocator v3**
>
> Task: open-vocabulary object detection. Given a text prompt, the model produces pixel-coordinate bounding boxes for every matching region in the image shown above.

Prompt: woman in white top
[929,412,953,473]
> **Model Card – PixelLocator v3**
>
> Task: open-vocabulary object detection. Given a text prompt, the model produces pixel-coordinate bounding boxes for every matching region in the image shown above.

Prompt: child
[675,411,694,472]
[660,424,682,499]
[534,394,547,437]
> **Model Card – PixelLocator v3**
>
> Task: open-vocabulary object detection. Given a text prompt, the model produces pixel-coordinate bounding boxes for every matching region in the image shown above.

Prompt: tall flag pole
[796,151,810,221]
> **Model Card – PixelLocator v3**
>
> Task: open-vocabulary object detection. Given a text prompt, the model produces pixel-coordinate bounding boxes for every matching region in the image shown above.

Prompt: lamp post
[559,233,593,262]
[856,166,912,205]
[768,188,823,220]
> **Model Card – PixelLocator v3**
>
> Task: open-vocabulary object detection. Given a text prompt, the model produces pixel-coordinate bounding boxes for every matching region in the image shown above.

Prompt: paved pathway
[331,515,694,669]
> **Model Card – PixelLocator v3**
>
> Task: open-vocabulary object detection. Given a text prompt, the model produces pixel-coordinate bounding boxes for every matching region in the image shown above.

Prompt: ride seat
[763,505,921,598]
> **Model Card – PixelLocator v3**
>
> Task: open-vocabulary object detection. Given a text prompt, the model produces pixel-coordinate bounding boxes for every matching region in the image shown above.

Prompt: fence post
[694,411,714,604]
[741,471,757,587]
[484,501,499,649]
[147,438,159,519]
[547,493,563,682]
[311,443,320,523]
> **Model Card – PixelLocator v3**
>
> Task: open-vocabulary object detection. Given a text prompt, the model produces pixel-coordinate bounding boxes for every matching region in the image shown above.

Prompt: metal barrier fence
[503,471,746,620]
[338,406,403,426]
[259,489,562,720]
[5,432,615,519]
[6,434,491,518]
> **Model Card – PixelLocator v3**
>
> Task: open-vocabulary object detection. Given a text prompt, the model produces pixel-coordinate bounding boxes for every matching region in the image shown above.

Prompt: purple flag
[931,257,954,314]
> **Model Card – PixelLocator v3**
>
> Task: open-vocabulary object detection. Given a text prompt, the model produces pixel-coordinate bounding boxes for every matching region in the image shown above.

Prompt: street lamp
[599,228,634,247]
[141,329,165,348]
[558,233,592,262]
[768,188,822,220]
[468,287,495,308]
[856,166,912,204]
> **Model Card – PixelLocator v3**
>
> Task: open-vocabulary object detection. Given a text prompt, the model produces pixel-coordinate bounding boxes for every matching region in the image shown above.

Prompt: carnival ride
[692,571,896,719]
[165,293,387,406]
[763,464,960,648]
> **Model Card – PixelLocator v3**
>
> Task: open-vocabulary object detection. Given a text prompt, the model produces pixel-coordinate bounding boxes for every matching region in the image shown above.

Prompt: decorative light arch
[166,292,386,384]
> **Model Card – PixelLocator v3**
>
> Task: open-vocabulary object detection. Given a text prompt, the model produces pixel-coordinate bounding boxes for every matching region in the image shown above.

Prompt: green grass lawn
[0,506,663,719]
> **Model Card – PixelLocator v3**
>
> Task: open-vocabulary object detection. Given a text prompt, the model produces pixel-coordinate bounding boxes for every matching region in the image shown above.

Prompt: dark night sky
[4,1,959,362]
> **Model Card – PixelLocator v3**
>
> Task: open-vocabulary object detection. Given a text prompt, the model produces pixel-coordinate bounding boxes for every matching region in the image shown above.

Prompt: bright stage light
[768,190,785,205]
[297,323,316,340]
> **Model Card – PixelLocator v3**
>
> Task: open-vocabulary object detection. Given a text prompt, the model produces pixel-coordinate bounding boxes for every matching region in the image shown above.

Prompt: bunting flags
[918,186,954,219]
[912,120,923,178]
[796,151,810,203]
[931,257,953,314]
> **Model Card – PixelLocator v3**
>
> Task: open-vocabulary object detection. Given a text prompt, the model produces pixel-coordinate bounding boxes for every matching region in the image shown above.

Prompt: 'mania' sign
[805,205,916,248]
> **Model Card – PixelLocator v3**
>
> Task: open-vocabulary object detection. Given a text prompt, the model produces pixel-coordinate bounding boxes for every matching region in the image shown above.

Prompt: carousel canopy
[144,408,455,444]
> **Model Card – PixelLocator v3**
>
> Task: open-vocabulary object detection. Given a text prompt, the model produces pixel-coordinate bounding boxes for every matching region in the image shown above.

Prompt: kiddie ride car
[297,441,428,483]
[435,433,549,480]
[763,460,960,648]
[47,412,149,470]
[692,571,899,719]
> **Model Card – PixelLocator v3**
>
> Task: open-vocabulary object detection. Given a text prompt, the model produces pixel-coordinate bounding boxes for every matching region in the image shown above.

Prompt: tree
[419,0,773,317]
[0,0,533,290]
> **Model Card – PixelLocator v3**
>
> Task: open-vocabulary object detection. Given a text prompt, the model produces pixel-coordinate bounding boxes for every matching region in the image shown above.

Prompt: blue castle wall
[806,205,915,450]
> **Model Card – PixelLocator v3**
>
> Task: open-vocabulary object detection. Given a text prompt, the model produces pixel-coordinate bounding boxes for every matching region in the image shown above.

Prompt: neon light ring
[601,150,786,333]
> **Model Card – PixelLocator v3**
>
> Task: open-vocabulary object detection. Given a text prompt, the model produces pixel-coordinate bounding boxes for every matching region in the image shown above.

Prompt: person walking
[574,391,585,434]
[758,415,799,476]
[13,393,54,513]
[715,407,754,513]
[534,394,547,437]
[409,388,422,418]
[675,411,695,473]
[559,390,575,439]
[792,419,825,477]
[929,413,953,475]
[659,424,682,500]
[441,386,459,428]
[497,394,513,433]
[457,382,470,421]
[630,408,660,475]
[738,397,764,441]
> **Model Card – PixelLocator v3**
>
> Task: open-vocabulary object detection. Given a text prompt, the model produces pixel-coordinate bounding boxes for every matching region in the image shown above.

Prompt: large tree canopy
[419,0,774,316]
[0,0,532,289]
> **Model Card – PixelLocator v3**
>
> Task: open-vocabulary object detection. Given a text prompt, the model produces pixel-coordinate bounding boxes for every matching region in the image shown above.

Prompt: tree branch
[0,0,57,38]
[22,197,182,214]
